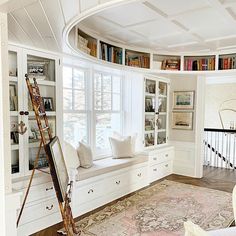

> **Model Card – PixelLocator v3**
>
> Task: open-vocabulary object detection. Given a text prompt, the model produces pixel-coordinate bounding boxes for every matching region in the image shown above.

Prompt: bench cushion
[75,155,148,181]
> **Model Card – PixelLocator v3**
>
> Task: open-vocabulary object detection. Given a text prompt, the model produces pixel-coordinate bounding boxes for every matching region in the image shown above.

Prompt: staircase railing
[204,128,236,169]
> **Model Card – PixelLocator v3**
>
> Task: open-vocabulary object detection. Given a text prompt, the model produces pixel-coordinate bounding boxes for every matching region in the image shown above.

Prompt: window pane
[63,67,72,88]
[103,92,111,110]
[94,73,102,91]
[74,69,85,89]
[103,75,111,92]
[63,89,72,110]
[94,92,102,110]
[112,76,121,93]
[63,113,87,145]
[95,113,121,153]
[112,93,120,111]
[74,90,85,110]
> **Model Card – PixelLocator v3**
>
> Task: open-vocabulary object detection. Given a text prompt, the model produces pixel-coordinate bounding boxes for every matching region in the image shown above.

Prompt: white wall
[205,83,236,129]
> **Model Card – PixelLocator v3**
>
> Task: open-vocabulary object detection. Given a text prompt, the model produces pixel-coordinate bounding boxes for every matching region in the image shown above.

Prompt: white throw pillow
[112,131,137,153]
[184,221,209,236]
[109,136,134,159]
[63,142,80,169]
[77,142,93,168]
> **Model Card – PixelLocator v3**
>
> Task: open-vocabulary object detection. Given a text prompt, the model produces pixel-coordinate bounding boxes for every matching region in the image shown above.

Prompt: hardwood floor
[32,166,236,236]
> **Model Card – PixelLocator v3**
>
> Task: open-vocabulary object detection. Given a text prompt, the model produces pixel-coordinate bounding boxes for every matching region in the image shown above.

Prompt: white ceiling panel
[96,2,159,27]
[171,43,210,53]
[147,0,210,16]
[8,13,34,46]
[174,7,227,30]
[11,7,46,48]
[25,1,58,50]
[59,0,79,23]
[80,0,98,12]
[130,19,180,40]
[41,0,65,47]
[0,0,37,13]
[80,16,119,35]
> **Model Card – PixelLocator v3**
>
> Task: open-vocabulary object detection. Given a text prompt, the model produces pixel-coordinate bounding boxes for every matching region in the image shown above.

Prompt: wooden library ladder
[16,74,80,235]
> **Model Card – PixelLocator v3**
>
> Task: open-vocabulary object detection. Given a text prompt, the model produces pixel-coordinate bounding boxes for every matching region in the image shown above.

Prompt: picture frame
[145,97,155,112]
[43,97,54,111]
[28,61,46,77]
[145,79,156,94]
[46,136,69,202]
[9,84,17,111]
[173,91,194,110]
[172,111,193,130]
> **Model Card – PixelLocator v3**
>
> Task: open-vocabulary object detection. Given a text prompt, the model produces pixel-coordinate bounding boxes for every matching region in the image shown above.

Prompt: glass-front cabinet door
[144,77,169,148]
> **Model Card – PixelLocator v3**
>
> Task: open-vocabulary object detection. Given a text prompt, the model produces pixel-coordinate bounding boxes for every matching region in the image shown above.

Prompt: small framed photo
[145,97,155,112]
[28,62,46,76]
[172,111,193,130]
[173,91,194,110]
[43,97,54,111]
[145,79,156,94]
[9,84,17,111]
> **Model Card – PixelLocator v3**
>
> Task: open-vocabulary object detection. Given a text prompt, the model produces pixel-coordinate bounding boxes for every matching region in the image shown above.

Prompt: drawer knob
[46,204,54,211]
[116,180,121,185]
[153,168,157,172]
[165,164,169,167]
[137,173,142,177]
[46,187,53,191]
[165,154,169,157]
[88,189,94,194]
[153,157,157,161]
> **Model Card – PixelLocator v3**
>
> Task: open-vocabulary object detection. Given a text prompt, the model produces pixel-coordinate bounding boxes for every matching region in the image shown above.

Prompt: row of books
[219,56,236,70]
[126,54,150,68]
[184,58,215,71]
[100,43,122,64]
[161,59,180,70]
[77,34,97,57]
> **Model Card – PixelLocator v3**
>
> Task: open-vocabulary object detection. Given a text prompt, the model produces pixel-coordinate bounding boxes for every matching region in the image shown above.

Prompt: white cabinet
[144,77,170,148]
[8,45,61,179]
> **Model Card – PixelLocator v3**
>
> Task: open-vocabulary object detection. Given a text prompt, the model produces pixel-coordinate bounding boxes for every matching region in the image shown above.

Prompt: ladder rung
[39,112,46,116]
[42,127,49,132]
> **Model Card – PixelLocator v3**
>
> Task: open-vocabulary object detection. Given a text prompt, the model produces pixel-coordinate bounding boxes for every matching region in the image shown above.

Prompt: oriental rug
[72,180,234,235]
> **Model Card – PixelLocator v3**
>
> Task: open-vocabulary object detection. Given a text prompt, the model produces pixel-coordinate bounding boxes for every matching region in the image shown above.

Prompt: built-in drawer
[19,197,59,226]
[75,181,105,206]
[150,160,172,183]
[129,166,148,184]
[22,181,55,203]
[150,149,174,165]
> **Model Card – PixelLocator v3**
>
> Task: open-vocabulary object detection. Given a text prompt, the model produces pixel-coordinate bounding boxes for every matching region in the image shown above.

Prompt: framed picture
[173,91,194,110]
[172,111,193,130]
[43,97,54,111]
[145,97,155,112]
[145,116,155,131]
[46,136,69,202]
[145,79,156,94]
[9,84,17,111]
[28,61,46,76]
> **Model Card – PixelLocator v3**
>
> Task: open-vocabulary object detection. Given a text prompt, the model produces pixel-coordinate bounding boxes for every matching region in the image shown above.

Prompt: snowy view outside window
[63,66,122,157]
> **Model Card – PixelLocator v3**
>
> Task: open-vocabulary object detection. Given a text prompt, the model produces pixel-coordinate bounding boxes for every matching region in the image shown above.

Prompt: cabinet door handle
[165,164,169,167]
[116,180,121,185]
[46,187,53,191]
[137,173,142,177]
[88,189,94,194]
[153,168,157,172]
[46,204,54,211]
[153,157,157,161]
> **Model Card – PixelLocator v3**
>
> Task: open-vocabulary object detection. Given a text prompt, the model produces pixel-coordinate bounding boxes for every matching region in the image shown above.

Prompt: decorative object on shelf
[159,82,167,96]
[43,97,54,111]
[11,131,19,144]
[28,61,47,78]
[145,133,155,146]
[172,111,193,130]
[173,91,195,110]
[9,84,17,111]
[161,59,180,70]
[145,79,156,94]
[145,97,155,112]
[145,116,155,131]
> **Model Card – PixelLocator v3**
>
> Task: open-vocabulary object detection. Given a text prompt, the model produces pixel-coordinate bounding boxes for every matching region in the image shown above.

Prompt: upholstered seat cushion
[208,227,236,236]
[75,154,148,181]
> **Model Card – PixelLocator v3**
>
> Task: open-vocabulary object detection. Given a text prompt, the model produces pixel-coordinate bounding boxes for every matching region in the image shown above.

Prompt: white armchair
[184,185,236,236]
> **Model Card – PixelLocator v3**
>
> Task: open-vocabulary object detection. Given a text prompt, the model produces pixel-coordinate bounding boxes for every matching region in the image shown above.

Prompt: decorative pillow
[109,136,134,159]
[77,142,93,168]
[63,142,80,169]
[112,131,137,153]
[184,221,209,236]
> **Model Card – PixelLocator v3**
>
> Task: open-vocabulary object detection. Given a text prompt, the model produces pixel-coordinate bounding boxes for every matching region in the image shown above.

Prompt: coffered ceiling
[79,0,236,53]
[1,0,236,54]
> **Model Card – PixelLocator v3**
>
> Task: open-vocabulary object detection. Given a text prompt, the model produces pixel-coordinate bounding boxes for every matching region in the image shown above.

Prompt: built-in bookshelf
[125,49,150,69]
[99,41,122,64]
[144,78,168,148]
[184,55,215,71]
[77,28,97,57]
[153,54,180,70]
[8,46,58,178]
[219,53,236,70]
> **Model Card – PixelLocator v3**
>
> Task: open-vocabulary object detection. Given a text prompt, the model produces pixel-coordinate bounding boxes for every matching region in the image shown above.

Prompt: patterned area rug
[75,180,234,236]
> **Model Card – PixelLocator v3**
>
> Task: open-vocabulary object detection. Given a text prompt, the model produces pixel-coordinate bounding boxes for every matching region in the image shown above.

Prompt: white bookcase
[144,77,169,148]
[8,45,61,179]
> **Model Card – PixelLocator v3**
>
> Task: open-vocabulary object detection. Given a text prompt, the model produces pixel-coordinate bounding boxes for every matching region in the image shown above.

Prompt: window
[63,65,123,158]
